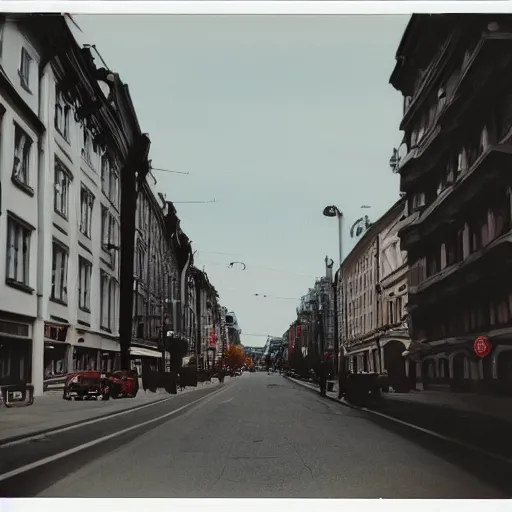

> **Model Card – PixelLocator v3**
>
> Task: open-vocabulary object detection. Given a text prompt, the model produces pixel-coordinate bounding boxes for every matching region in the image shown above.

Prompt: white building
[0,18,44,393]
[0,16,122,396]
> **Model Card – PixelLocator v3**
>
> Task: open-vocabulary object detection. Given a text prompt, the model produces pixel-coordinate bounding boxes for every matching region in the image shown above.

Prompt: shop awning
[130,347,162,359]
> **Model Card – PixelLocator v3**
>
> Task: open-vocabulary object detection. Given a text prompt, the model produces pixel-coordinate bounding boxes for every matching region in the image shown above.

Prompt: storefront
[43,321,70,391]
[0,316,33,386]
[44,342,68,383]
[101,350,120,372]
[73,345,100,371]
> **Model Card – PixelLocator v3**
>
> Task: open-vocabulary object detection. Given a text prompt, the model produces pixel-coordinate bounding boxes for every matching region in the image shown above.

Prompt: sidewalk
[286,375,512,459]
[286,375,512,422]
[0,378,225,444]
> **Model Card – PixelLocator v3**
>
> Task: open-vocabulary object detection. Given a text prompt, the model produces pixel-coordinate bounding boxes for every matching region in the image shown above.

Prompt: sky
[74,14,409,347]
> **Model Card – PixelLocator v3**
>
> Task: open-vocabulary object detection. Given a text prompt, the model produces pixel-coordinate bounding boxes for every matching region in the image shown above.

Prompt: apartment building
[391,14,512,393]
[0,16,45,392]
[341,199,410,388]
[131,178,180,376]
[0,15,142,395]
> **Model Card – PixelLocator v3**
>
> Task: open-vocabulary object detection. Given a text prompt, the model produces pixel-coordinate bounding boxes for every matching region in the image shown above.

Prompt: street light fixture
[322,205,343,269]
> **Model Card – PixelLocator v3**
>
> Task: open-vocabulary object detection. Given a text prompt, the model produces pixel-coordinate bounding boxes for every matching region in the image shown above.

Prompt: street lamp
[322,205,343,269]
[322,205,344,380]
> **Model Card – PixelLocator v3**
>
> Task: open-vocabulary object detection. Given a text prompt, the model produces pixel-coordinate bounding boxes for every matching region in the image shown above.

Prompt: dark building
[390,14,512,394]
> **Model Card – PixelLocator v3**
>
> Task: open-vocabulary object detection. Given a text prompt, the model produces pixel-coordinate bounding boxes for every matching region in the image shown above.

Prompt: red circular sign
[473,336,492,358]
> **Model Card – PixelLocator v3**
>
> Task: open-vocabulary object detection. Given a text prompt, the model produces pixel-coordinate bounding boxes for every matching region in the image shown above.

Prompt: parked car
[63,370,138,401]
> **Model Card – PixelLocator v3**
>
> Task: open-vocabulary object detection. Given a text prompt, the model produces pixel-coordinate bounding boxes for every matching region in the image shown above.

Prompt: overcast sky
[74,14,409,347]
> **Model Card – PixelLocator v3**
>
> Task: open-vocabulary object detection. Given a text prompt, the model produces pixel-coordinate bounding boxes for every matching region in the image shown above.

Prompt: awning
[130,347,162,359]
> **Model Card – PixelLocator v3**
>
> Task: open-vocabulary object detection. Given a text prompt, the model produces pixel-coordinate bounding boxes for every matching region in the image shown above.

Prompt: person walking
[265,354,271,375]
[318,358,328,396]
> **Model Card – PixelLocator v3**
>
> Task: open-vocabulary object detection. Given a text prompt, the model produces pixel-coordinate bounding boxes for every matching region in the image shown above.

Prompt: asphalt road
[1,372,510,498]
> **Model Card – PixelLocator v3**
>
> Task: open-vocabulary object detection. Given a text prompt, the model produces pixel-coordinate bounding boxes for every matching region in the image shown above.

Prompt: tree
[225,345,245,369]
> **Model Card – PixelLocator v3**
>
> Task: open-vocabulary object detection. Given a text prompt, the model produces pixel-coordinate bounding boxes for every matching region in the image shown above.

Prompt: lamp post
[322,205,343,379]
[322,205,343,269]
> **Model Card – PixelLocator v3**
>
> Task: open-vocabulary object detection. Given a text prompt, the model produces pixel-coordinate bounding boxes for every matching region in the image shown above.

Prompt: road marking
[287,376,512,465]
[220,397,233,404]
[0,384,226,449]
[0,384,230,483]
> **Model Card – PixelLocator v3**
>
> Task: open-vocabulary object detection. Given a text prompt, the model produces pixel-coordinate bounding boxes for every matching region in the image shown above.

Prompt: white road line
[0,395,181,449]
[0,384,230,483]
[288,376,512,465]
[1,383,226,449]
[220,397,233,404]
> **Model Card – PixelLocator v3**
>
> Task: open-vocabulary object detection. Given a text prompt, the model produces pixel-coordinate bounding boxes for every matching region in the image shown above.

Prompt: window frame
[78,256,93,312]
[50,239,69,304]
[54,158,72,219]
[5,214,32,289]
[100,270,113,331]
[79,184,94,238]
[19,47,32,92]
[54,88,71,140]
[12,123,33,190]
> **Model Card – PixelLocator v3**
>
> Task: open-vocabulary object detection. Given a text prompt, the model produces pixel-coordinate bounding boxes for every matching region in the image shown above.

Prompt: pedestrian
[265,354,271,375]
[318,358,328,396]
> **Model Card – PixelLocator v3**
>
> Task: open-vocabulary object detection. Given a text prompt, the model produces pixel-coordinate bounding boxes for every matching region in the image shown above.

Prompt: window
[6,215,31,286]
[100,271,117,331]
[82,128,96,165]
[51,241,69,303]
[100,271,110,329]
[55,88,70,140]
[101,205,109,247]
[110,278,118,332]
[101,154,120,207]
[79,185,94,237]
[111,168,120,207]
[12,123,32,186]
[19,48,32,91]
[54,159,71,218]
[101,154,110,193]
[101,205,119,253]
[78,257,92,312]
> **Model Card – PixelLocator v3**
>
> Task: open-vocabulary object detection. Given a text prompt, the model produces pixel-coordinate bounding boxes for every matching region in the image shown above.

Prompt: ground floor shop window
[101,351,113,372]
[44,342,68,378]
[73,347,99,371]
[0,338,31,385]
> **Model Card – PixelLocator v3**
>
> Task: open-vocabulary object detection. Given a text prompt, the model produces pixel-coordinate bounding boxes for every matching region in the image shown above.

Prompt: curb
[284,375,359,411]
[0,383,221,447]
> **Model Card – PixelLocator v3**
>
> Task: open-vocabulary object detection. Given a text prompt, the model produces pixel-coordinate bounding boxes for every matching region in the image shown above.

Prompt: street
[1,373,509,498]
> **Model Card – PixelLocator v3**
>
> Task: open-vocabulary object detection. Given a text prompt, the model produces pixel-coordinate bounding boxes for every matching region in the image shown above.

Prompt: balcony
[400,34,455,131]
[399,29,512,187]
[400,145,512,248]
[441,29,512,125]
[408,231,512,309]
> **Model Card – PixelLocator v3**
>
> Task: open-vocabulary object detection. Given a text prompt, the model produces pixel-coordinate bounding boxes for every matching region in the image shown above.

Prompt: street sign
[209,331,217,347]
[473,336,492,358]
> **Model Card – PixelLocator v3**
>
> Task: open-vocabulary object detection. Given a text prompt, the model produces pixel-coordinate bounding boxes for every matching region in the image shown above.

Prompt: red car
[63,370,138,400]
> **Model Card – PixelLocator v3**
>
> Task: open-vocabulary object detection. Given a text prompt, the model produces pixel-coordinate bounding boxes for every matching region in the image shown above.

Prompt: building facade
[0,16,45,392]
[225,310,241,346]
[391,14,512,394]
[190,266,220,369]
[0,15,132,395]
[0,15,218,395]
[340,199,411,389]
[131,177,181,378]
